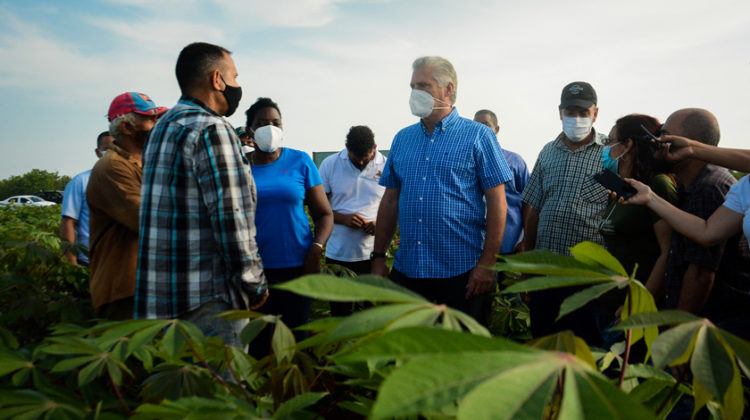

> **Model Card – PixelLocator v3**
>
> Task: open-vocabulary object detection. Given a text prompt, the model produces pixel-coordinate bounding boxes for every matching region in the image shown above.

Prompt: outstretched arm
[658,135,750,173]
[616,178,743,247]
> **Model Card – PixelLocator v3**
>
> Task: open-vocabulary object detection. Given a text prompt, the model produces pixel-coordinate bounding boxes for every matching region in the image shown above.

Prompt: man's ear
[592,107,599,123]
[211,69,224,91]
[120,119,134,136]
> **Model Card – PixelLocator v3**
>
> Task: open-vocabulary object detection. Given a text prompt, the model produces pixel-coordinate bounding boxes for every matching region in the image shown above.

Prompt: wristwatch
[370,251,387,260]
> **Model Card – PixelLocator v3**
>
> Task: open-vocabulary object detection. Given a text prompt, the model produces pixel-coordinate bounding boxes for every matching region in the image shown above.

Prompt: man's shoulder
[68,170,91,187]
[160,99,228,134]
[320,150,346,167]
[692,164,737,194]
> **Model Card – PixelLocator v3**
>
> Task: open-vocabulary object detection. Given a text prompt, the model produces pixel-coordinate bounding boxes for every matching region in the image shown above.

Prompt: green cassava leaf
[327,303,428,342]
[612,310,701,330]
[557,283,617,320]
[569,241,628,276]
[691,326,734,402]
[528,331,597,369]
[384,306,441,330]
[651,321,702,368]
[621,281,659,358]
[272,320,296,364]
[558,367,657,420]
[369,351,543,420]
[273,274,425,303]
[504,276,611,294]
[160,322,185,360]
[0,349,31,376]
[272,391,327,420]
[332,327,527,365]
[498,250,611,278]
[715,328,750,379]
[50,355,99,373]
[456,358,560,420]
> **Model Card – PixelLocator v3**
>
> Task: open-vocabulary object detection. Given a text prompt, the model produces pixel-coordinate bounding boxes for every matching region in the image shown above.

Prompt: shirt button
[417,241,422,245]
[425,157,429,161]
[422,177,426,180]
[419,197,423,200]
[430,139,435,142]
[418,219,422,223]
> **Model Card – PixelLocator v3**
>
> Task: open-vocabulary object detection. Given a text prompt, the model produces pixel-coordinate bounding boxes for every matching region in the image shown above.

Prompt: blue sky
[1,0,749,179]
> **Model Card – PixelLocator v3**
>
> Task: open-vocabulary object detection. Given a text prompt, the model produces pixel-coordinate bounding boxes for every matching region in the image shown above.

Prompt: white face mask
[409,89,452,118]
[241,145,254,154]
[253,125,283,152]
[562,116,593,143]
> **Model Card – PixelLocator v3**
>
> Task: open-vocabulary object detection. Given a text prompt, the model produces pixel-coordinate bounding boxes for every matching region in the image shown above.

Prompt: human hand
[303,244,323,274]
[466,264,495,299]
[372,257,389,278]
[607,178,652,206]
[248,290,269,310]
[654,134,695,162]
[362,220,376,235]
[343,214,366,229]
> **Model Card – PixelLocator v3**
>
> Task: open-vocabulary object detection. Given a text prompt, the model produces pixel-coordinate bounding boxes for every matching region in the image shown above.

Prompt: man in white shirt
[319,125,387,316]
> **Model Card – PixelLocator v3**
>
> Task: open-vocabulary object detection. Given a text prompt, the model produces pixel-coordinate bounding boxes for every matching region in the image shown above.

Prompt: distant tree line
[0,169,71,200]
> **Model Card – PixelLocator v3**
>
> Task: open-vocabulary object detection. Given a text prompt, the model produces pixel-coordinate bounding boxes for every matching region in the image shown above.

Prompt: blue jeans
[181,300,249,350]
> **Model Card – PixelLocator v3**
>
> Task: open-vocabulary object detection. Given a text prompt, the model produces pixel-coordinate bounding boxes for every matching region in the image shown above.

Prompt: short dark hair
[175,42,231,93]
[345,126,375,158]
[474,109,498,128]
[680,108,720,146]
[245,97,282,128]
[97,131,111,149]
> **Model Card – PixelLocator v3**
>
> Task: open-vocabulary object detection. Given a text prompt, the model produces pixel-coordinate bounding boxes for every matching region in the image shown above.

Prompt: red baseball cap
[108,92,168,122]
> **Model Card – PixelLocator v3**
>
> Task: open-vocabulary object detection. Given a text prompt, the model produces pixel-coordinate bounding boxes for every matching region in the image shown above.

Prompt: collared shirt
[379,108,512,278]
[665,164,742,311]
[319,149,387,261]
[499,147,529,254]
[87,143,141,308]
[135,96,266,319]
[521,131,609,255]
[61,170,91,263]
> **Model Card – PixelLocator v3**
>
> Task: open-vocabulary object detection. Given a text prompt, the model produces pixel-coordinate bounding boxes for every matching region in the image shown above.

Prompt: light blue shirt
[499,148,529,253]
[380,108,513,278]
[61,170,91,263]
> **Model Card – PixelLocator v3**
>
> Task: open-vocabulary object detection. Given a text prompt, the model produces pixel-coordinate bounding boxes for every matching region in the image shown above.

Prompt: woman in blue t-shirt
[244,97,333,356]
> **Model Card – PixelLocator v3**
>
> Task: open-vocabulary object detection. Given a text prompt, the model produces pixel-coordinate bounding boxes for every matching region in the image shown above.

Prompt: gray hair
[412,56,458,104]
[109,112,138,141]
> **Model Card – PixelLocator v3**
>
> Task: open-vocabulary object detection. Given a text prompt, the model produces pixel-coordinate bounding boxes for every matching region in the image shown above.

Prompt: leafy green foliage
[1,211,749,420]
[0,169,70,200]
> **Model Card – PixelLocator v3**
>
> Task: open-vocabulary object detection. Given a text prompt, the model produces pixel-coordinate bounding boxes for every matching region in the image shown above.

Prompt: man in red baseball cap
[86,92,166,319]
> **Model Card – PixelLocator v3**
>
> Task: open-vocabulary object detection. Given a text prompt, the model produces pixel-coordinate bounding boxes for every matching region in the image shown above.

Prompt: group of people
[59,40,749,356]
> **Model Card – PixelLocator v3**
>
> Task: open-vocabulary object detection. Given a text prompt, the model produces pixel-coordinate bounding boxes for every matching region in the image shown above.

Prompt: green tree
[0,169,71,199]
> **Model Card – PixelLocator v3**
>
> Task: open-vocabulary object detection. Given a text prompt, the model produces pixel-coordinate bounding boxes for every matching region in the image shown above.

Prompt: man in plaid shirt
[521,81,609,345]
[135,42,267,348]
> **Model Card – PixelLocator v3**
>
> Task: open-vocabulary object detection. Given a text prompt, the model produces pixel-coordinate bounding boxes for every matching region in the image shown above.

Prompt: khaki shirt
[87,143,141,309]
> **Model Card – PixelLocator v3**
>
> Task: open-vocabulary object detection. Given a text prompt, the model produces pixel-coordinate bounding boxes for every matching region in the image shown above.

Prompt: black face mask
[220,75,242,117]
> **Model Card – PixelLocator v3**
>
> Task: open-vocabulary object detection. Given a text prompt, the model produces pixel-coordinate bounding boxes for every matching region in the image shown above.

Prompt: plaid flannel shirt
[135,96,266,319]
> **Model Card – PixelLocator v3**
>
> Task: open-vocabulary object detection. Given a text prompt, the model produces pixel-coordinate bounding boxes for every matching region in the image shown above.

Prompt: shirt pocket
[579,176,608,204]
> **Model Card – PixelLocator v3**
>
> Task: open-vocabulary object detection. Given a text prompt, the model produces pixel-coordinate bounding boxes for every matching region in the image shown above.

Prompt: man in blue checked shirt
[372,56,513,326]
[136,42,267,349]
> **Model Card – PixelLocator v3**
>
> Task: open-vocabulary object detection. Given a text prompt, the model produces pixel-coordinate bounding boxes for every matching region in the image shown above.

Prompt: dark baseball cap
[560,81,597,109]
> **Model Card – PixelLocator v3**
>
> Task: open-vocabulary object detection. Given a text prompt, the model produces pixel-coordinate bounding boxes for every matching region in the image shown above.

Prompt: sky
[0,0,749,180]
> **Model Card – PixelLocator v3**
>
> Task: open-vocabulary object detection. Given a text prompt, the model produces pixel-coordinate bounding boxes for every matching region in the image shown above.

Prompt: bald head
[664,108,720,146]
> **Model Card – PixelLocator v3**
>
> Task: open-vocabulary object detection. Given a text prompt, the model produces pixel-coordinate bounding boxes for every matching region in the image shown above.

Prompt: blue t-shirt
[253,148,322,269]
[61,169,91,263]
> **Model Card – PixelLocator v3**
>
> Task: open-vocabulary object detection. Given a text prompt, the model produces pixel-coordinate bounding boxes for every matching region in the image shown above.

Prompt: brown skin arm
[644,219,672,301]
[303,184,333,274]
[520,204,539,252]
[677,264,716,314]
[658,134,750,173]
[372,187,400,277]
[466,184,506,299]
[60,216,78,264]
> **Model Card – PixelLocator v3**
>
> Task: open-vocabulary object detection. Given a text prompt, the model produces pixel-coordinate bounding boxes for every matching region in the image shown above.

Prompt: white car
[0,195,57,207]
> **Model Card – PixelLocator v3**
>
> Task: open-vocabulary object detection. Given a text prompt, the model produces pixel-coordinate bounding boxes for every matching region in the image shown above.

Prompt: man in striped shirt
[135,42,267,348]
